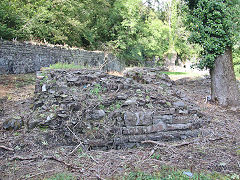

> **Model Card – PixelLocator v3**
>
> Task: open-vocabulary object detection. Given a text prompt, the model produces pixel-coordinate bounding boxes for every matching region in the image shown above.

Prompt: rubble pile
[30,68,208,149]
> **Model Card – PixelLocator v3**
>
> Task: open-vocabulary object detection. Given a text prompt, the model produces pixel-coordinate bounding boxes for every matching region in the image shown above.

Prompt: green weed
[146,103,154,108]
[90,83,102,96]
[42,140,48,146]
[115,102,122,109]
[166,102,172,107]
[236,148,240,156]
[146,95,150,101]
[99,104,105,110]
[39,76,48,85]
[151,153,161,160]
[39,126,49,132]
[13,132,20,136]
[109,101,122,111]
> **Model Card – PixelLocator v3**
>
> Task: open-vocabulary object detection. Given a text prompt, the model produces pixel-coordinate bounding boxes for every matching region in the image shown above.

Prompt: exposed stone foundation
[29,67,208,149]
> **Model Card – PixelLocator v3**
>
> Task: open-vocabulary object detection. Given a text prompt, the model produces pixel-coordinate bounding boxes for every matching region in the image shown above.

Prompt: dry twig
[10,155,39,161]
[0,145,14,151]
[141,140,167,147]
[68,143,83,156]
[20,169,57,179]
[44,156,83,172]
[141,137,224,149]
[208,137,223,141]
[96,174,106,180]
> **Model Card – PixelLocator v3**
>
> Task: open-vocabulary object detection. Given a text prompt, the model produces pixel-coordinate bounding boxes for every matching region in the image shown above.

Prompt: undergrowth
[45,168,239,180]
[124,170,239,180]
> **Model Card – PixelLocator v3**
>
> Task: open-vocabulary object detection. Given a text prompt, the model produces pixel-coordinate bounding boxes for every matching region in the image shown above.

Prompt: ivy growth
[186,0,240,69]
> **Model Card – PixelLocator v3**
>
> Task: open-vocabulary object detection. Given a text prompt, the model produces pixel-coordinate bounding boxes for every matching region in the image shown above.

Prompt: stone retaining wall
[0,40,124,74]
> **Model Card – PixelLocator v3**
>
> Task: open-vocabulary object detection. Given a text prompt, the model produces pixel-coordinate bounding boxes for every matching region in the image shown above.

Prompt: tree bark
[210,47,240,106]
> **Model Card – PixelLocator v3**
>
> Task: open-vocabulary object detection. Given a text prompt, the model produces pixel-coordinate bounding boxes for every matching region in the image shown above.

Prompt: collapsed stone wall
[28,67,209,149]
[0,40,124,75]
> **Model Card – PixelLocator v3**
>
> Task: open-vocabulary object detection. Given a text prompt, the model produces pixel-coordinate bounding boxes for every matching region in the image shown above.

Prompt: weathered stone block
[128,134,148,142]
[178,109,188,114]
[173,101,185,108]
[153,115,173,124]
[124,111,153,126]
[122,127,141,135]
[147,122,166,133]
[66,76,79,82]
[123,98,137,106]
[122,121,166,135]
[2,117,23,130]
[172,117,190,124]
[167,123,192,131]
[87,110,106,120]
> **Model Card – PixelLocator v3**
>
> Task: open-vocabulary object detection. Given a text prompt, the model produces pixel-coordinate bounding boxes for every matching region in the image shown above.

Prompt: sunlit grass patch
[43,62,85,70]
[160,71,209,80]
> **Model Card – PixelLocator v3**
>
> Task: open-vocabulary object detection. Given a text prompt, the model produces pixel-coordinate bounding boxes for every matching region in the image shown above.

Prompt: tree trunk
[210,47,240,106]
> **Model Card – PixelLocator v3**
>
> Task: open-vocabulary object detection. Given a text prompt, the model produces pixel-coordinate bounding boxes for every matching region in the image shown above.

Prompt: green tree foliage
[0,0,117,48]
[20,0,117,48]
[185,0,240,69]
[0,0,23,39]
[0,0,200,66]
[109,0,170,64]
[168,0,199,62]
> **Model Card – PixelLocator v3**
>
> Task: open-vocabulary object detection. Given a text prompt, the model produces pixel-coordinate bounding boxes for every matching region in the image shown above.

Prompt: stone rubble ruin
[28,67,208,149]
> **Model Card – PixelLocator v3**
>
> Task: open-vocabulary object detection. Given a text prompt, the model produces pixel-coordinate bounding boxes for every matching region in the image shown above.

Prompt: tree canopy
[185,0,240,69]
[0,0,239,67]
[0,0,200,65]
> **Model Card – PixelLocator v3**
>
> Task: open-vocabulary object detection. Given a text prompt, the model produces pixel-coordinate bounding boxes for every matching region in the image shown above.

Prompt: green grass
[15,74,36,88]
[160,71,207,77]
[234,65,240,79]
[0,73,36,88]
[43,168,239,180]
[236,148,240,156]
[161,71,188,76]
[160,71,210,79]
[123,168,239,180]
[44,62,85,70]
[44,172,76,180]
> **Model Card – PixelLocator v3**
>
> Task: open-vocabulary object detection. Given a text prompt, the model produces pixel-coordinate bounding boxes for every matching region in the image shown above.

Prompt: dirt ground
[0,72,239,179]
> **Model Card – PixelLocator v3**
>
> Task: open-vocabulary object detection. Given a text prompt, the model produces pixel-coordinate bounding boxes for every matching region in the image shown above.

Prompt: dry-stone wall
[0,40,124,75]
[28,67,209,150]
